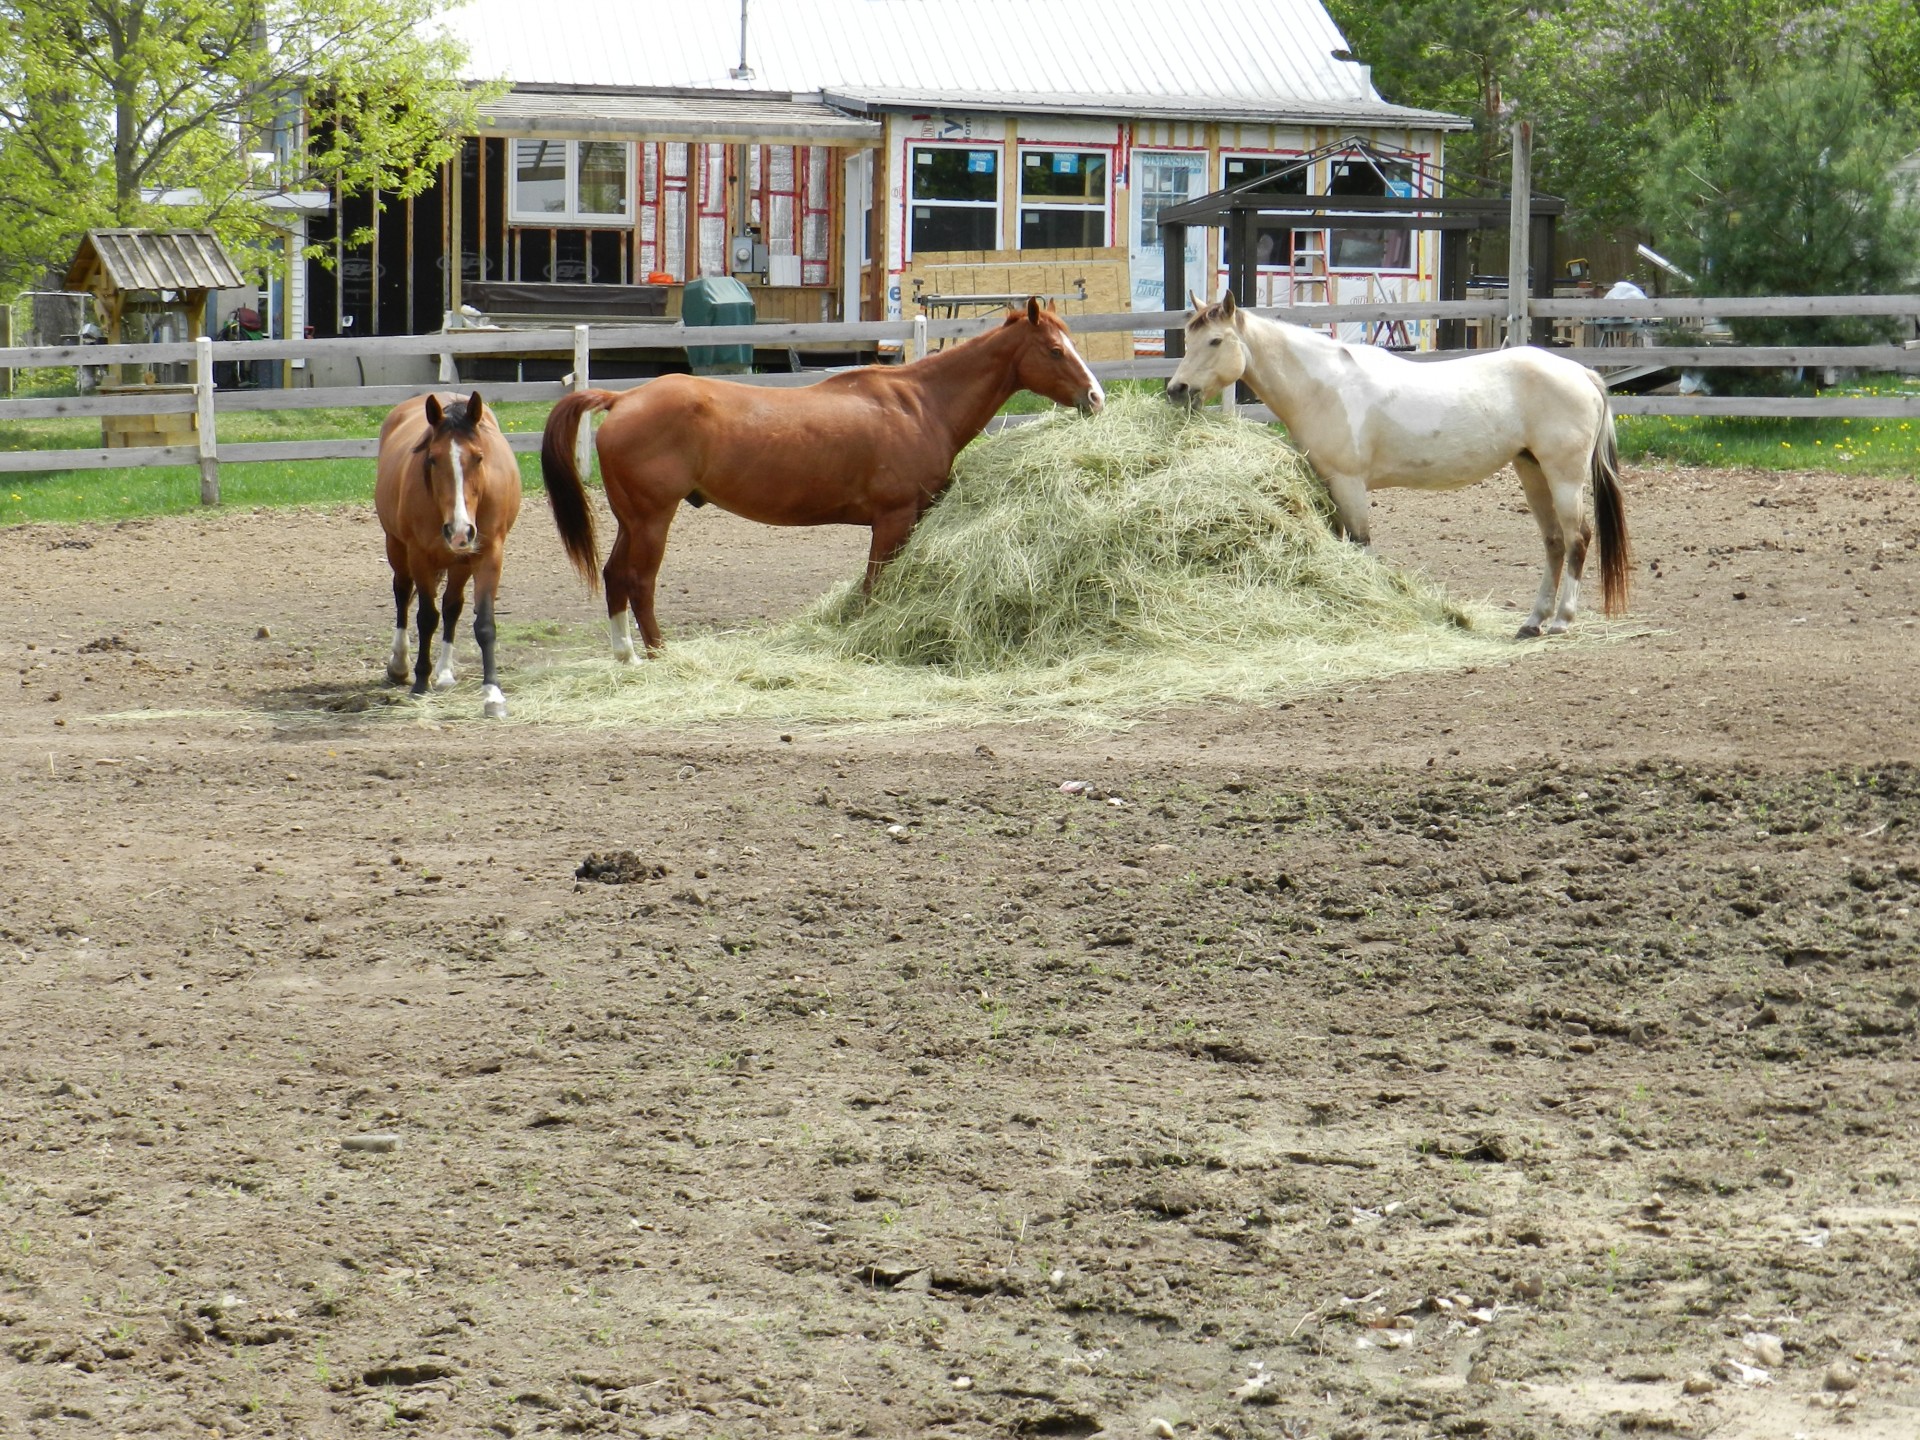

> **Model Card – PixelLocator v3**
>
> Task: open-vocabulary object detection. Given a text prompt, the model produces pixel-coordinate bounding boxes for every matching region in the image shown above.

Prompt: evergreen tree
[1642,53,1919,349]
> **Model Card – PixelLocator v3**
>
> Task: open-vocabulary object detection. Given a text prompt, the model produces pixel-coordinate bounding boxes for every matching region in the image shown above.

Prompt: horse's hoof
[386,664,409,685]
[408,683,429,698]
[612,650,644,668]
[431,671,458,691]
[1515,623,1543,640]
[1545,621,1571,637]
[482,685,507,720]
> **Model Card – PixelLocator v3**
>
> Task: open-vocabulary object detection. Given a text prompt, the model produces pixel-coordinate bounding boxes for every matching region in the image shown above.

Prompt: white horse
[1166,292,1630,637]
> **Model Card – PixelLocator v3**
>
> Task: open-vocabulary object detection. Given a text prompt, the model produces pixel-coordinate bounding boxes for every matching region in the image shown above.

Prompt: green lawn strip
[6,377,1918,528]
[1616,411,1920,475]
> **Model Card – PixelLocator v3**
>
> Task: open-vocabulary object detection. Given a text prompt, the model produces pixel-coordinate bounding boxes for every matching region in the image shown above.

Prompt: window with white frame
[1019,149,1108,249]
[909,145,999,254]
[509,139,635,225]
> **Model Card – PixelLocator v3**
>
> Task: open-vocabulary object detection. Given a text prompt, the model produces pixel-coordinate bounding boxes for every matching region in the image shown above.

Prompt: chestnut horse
[375,391,522,718]
[1167,292,1629,637]
[540,298,1104,660]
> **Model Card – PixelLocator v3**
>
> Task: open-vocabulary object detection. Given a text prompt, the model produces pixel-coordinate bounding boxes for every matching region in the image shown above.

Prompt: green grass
[0,401,553,526]
[1614,374,1920,475]
[1,454,550,526]
[5,370,1917,529]
[0,384,1105,525]
[999,376,1165,414]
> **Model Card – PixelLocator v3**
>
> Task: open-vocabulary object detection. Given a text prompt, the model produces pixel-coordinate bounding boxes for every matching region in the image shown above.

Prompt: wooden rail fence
[3,295,1917,501]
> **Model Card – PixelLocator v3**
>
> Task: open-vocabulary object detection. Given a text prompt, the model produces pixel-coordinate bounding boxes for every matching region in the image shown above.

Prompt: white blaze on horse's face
[1165,306,1248,408]
[442,440,478,553]
[1020,306,1104,414]
[1060,329,1105,415]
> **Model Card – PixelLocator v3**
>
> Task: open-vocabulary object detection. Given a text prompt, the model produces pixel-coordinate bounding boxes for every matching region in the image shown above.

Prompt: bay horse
[374,391,522,718]
[1166,292,1629,637]
[539,297,1104,660]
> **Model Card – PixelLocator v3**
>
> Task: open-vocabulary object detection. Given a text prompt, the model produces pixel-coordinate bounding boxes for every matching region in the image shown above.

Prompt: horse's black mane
[436,400,476,432]
[411,399,478,459]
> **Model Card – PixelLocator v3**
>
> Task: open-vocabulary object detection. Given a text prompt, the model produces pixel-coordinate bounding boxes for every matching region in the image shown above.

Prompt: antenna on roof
[730,0,755,81]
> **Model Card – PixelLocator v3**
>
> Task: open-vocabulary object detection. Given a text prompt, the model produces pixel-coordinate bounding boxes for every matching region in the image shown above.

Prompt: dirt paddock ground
[2,457,1917,1439]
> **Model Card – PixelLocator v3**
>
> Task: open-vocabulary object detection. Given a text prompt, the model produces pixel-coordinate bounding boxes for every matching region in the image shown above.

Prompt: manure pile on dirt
[497,390,1510,730]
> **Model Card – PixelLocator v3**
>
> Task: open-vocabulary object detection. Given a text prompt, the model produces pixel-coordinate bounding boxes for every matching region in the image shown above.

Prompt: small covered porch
[448,88,883,329]
[1156,142,1567,353]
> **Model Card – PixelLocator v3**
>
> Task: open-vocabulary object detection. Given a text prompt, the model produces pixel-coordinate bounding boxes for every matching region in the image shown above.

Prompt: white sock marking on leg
[432,635,456,688]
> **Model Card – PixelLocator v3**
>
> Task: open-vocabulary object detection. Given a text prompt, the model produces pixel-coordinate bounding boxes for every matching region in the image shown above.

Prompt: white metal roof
[444,0,1468,131]
[479,90,884,143]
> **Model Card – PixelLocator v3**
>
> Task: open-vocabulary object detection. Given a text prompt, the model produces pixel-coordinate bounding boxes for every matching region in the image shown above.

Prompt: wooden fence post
[572,324,592,480]
[195,335,219,505]
[911,314,928,364]
[1505,119,1532,349]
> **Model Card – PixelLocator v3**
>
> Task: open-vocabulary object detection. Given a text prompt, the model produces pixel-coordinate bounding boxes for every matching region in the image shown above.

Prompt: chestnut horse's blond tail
[540,389,616,590]
[1590,390,1631,616]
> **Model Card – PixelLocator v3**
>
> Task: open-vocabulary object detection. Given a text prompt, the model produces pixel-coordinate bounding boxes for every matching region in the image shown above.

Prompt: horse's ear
[423,394,444,428]
[1220,291,1238,318]
[1026,295,1041,325]
[467,391,486,426]
[1188,289,1204,313]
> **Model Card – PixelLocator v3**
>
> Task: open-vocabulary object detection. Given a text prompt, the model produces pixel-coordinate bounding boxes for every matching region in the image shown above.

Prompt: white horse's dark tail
[1589,383,1631,615]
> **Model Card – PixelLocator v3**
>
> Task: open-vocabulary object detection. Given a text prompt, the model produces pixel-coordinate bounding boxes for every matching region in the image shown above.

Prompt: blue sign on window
[1054,154,1080,174]
[1386,179,1415,198]
[968,151,995,174]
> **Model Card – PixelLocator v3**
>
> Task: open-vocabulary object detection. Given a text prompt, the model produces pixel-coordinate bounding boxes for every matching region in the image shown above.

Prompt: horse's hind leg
[386,539,413,684]
[1553,508,1593,634]
[1514,456,1583,638]
[433,567,470,690]
[601,526,642,666]
[625,508,676,653]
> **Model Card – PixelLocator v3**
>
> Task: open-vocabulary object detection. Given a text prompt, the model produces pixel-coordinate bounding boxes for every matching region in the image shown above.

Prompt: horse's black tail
[1590,386,1631,616]
[540,389,615,591]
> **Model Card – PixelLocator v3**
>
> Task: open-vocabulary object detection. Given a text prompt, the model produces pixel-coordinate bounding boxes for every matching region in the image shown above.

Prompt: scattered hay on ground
[476,391,1519,731]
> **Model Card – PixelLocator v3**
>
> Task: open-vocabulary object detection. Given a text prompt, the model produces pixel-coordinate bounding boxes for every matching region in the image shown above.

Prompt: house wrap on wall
[302,0,1468,360]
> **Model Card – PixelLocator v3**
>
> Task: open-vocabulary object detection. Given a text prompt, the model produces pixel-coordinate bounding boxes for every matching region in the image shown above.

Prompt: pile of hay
[487,389,1511,731]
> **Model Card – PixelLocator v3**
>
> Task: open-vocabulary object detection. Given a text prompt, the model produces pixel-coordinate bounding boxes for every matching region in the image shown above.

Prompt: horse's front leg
[862,506,918,592]
[433,566,470,690]
[386,543,413,685]
[472,556,507,719]
[409,581,440,697]
[1321,471,1374,549]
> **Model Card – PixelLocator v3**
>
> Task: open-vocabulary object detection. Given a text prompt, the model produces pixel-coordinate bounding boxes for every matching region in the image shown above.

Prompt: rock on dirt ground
[1,462,1917,1439]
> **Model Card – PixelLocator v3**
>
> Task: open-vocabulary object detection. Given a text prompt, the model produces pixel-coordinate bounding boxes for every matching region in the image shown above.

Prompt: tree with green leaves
[0,0,488,297]
[1509,0,1861,229]
[1325,0,1533,192]
[1331,0,1920,242]
[1641,52,1919,352]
